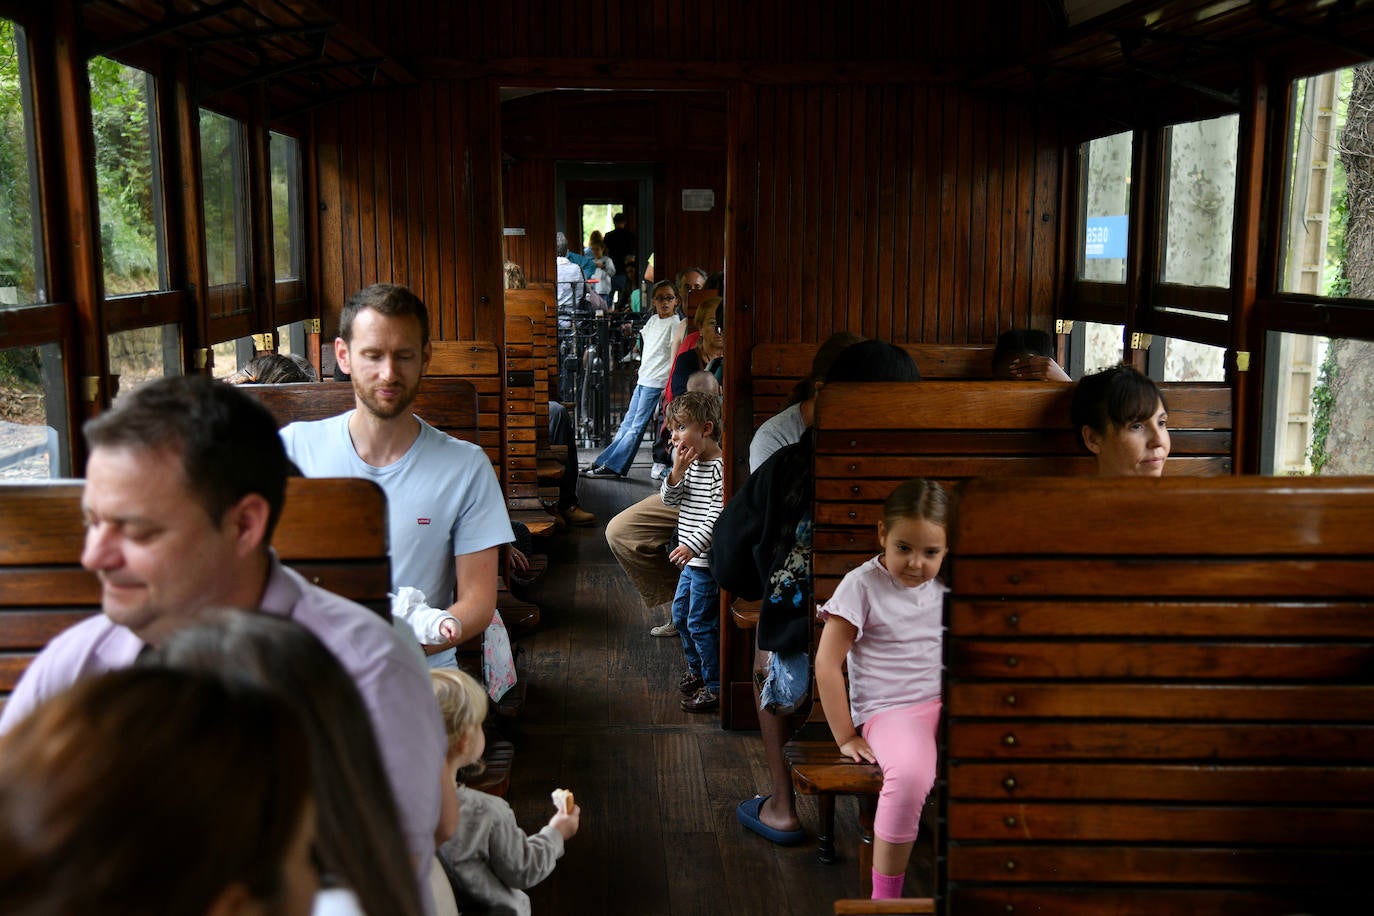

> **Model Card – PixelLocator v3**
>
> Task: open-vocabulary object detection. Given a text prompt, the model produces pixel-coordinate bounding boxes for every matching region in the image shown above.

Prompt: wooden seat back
[749,342,998,424]
[943,475,1374,913]
[239,377,479,445]
[811,380,1231,600]
[0,477,390,701]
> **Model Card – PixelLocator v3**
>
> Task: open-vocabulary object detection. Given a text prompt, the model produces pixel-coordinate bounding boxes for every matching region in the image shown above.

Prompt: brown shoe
[563,505,597,527]
[681,687,719,713]
[678,670,704,695]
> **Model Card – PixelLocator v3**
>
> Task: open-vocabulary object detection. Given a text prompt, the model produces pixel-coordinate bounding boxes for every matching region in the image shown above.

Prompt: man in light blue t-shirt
[281,284,513,667]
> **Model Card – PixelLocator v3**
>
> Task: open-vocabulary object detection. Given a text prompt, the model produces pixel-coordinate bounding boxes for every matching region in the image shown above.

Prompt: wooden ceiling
[975,0,1374,123]
[70,0,1374,126]
[79,0,413,119]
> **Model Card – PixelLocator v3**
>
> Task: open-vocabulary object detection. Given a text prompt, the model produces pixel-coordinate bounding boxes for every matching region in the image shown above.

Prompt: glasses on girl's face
[654,295,677,303]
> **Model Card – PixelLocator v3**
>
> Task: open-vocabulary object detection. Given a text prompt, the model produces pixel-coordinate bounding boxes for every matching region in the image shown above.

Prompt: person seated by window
[227,352,318,384]
[991,328,1070,381]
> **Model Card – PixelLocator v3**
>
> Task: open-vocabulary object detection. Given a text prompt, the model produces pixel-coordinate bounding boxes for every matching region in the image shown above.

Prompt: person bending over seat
[991,328,1070,381]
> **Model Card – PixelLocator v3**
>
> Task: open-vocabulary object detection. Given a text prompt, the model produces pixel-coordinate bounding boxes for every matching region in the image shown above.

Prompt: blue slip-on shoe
[736,795,806,846]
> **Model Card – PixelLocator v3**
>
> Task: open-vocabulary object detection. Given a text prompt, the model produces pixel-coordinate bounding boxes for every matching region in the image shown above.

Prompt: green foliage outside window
[0,19,37,305]
[89,56,161,294]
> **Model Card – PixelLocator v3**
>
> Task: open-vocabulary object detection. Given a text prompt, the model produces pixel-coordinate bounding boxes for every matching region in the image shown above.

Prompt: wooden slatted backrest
[505,288,558,458]
[0,477,390,701]
[750,342,998,425]
[502,313,540,508]
[425,341,500,463]
[239,378,480,446]
[942,475,1374,914]
[810,381,1231,600]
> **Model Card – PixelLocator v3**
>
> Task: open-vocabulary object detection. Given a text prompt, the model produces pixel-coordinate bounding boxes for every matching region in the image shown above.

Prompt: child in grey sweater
[430,669,580,916]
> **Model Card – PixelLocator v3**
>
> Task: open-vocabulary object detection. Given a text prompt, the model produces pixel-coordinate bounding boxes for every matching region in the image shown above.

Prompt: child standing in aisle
[430,669,580,915]
[813,478,950,899]
[660,390,726,713]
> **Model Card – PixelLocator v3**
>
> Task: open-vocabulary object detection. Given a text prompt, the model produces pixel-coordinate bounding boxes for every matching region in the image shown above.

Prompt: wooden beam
[1231,60,1268,474]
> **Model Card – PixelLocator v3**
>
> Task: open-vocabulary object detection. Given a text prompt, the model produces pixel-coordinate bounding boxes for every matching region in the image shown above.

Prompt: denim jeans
[592,383,662,475]
[671,564,720,692]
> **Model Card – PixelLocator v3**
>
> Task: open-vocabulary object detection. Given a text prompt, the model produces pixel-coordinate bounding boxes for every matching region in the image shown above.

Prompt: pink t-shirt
[818,555,946,726]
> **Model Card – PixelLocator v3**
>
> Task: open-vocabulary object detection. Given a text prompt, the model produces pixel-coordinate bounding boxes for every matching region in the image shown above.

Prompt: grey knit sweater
[438,785,566,916]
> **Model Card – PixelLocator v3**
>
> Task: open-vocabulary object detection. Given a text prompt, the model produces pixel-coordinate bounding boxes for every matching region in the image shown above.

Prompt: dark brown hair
[148,610,422,916]
[0,668,311,916]
[339,283,430,346]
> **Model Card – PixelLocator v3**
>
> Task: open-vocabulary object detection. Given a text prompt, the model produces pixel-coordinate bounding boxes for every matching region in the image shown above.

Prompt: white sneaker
[651,462,668,481]
[649,620,678,638]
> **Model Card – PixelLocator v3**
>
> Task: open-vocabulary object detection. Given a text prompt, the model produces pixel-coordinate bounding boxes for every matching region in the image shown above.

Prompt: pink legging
[860,697,942,845]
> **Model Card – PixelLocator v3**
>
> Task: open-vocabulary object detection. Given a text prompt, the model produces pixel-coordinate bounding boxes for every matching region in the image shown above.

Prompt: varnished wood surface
[506,467,935,914]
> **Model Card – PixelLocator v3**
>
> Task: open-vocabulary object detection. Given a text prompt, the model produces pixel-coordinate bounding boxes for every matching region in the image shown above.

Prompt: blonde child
[813,479,949,899]
[430,669,580,916]
[660,390,725,713]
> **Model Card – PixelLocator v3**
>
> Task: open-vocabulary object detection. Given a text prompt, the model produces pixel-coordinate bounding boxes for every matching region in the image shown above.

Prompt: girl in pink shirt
[814,479,950,900]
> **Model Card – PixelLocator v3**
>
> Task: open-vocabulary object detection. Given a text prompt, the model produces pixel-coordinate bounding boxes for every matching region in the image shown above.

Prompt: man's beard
[356,378,419,419]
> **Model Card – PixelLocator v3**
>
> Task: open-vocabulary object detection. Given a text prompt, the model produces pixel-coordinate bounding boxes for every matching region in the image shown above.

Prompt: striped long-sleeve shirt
[661,456,725,568]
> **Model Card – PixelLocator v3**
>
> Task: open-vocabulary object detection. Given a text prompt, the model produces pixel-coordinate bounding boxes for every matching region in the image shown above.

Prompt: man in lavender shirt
[0,375,447,909]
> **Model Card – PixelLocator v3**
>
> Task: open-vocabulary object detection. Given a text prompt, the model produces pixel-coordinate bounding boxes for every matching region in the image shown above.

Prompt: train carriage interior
[2,1,1374,914]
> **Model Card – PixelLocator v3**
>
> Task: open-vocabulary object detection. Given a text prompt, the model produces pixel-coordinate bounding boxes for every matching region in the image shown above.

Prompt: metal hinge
[303,318,321,334]
[82,376,100,402]
[1236,351,1251,372]
[1130,332,1152,350]
[193,348,211,369]
[1055,319,1074,334]
[251,332,274,350]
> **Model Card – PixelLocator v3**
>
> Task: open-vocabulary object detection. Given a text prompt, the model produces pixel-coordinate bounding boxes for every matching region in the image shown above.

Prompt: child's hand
[671,443,698,478]
[838,735,877,764]
[549,805,581,841]
[438,617,462,645]
[668,544,697,567]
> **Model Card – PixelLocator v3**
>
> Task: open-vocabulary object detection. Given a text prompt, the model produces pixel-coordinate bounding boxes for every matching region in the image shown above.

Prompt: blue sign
[1085,215,1128,259]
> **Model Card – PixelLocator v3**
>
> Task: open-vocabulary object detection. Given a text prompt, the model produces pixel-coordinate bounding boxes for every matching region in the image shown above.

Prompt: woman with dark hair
[0,667,316,916]
[147,610,425,916]
[1070,365,1170,477]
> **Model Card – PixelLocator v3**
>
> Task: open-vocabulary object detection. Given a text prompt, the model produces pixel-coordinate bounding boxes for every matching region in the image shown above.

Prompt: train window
[209,337,254,380]
[1279,67,1356,298]
[1071,320,1127,376]
[1152,336,1226,382]
[1077,130,1131,283]
[89,56,165,295]
[0,343,66,479]
[270,131,303,282]
[1159,114,1238,288]
[199,108,249,295]
[107,324,180,399]
[1259,331,1372,475]
[1,18,44,308]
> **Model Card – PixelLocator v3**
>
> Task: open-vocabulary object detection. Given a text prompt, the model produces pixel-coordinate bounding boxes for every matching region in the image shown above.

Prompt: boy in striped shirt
[661,390,726,713]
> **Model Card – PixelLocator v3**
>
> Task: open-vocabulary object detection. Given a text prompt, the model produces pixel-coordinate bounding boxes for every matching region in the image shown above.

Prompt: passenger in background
[0,667,317,916]
[653,297,725,481]
[149,610,425,916]
[227,352,317,384]
[582,281,683,480]
[602,212,637,309]
[661,391,726,713]
[750,331,865,472]
[0,375,446,905]
[1070,365,1170,477]
[281,284,514,670]
[991,328,1070,381]
[431,668,580,916]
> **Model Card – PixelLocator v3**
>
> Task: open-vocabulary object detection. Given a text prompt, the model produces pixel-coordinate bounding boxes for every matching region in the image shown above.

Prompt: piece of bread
[550,788,575,815]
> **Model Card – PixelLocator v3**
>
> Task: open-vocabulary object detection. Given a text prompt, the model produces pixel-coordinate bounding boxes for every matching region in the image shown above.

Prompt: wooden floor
[502,448,936,915]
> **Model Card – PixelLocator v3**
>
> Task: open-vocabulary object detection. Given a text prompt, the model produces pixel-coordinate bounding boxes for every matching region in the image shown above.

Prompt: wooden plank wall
[734,82,1059,344]
[313,79,504,352]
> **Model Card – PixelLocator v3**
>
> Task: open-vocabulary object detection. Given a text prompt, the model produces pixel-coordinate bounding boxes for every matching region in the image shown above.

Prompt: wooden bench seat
[942,475,1374,913]
[0,477,392,701]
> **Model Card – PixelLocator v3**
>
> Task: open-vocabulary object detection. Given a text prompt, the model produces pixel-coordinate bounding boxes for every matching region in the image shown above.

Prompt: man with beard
[281,283,512,668]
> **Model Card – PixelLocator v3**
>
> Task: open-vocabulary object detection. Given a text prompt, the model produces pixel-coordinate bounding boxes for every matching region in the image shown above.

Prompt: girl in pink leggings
[814,479,949,899]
